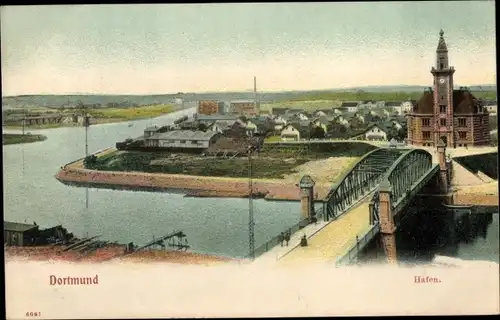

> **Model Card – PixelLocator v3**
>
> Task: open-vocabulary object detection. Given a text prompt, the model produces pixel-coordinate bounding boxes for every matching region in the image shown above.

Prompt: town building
[229,100,258,116]
[407,30,490,147]
[280,122,311,141]
[268,115,287,132]
[4,221,39,246]
[194,114,240,122]
[144,130,222,150]
[339,101,360,112]
[198,100,225,115]
[144,126,160,138]
[357,124,390,141]
[358,100,378,109]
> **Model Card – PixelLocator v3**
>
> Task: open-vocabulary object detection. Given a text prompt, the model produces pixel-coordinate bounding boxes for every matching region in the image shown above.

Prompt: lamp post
[248,143,256,260]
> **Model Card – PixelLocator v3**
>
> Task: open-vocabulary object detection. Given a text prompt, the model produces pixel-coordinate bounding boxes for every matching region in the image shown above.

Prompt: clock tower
[430,30,455,148]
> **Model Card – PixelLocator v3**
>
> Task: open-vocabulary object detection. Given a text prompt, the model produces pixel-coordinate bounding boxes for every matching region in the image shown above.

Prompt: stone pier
[378,179,398,264]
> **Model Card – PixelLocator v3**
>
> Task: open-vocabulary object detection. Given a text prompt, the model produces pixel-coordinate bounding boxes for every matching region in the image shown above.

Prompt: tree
[310,125,326,139]
[198,122,208,131]
[83,155,98,169]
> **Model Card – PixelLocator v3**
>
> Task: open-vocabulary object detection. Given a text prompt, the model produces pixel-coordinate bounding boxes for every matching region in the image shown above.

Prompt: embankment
[453,181,499,206]
[3,133,47,145]
[56,152,331,201]
[5,246,236,265]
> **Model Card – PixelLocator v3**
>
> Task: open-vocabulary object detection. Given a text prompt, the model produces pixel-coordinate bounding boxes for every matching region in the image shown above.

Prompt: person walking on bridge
[278,232,285,247]
[284,231,290,247]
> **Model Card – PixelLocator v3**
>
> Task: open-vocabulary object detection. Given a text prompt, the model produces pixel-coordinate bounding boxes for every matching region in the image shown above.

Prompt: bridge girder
[370,149,438,225]
[323,148,404,220]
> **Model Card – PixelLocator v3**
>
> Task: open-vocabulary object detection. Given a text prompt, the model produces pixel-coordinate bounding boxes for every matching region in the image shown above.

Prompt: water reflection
[360,204,499,264]
[3,108,302,258]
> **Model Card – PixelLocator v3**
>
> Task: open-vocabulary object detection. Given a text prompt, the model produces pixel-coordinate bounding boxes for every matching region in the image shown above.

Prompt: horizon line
[2,83,497,98]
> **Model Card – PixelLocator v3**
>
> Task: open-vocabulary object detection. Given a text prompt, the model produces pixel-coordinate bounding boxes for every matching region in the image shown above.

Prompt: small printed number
[26,312,41,317]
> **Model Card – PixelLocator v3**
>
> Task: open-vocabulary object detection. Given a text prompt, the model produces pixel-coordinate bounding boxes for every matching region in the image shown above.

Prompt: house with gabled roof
[339,101,360,112]
[311,115,335,135]
[280,121,311,141]
[358,100,378,109]
[352,123,391,141]
[246,117,274,136]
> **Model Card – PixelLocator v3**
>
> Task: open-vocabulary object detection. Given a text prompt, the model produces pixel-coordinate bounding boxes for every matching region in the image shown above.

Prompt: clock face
[439,78,446,84]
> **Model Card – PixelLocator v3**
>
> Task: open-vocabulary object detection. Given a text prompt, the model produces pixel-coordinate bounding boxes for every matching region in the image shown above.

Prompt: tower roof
[412,88,483,114]
[437,29,448,52]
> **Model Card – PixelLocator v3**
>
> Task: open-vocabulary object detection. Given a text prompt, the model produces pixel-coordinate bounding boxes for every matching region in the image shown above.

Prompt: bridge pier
[298,175,316,225]
[437,140,449,194]
[378,179,398,264]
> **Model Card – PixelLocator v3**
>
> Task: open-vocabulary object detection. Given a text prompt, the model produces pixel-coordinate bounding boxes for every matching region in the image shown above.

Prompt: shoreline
[2,133,48,145]
[3,105,187,131]
[4,245,238,265]
[56,149,331,201]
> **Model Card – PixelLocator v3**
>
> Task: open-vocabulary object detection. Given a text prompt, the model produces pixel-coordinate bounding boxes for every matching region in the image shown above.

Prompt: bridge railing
[253,218,309,258]
[252,205,323,258]
[335,223,380,266]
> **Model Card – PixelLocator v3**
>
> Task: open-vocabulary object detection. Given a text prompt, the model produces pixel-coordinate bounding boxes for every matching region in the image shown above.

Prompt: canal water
[3,107,301,258]
[3,107,499,263]
[360,203,499,265]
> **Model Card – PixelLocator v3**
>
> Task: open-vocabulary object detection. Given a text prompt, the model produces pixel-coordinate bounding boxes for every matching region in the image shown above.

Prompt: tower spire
[437,29,448,52]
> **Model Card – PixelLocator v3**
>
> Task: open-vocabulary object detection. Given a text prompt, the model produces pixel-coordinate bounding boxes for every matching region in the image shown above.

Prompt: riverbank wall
[56,150,331,201]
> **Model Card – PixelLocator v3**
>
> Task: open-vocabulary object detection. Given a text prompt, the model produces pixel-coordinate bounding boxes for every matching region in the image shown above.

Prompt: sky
[1,2,497,96]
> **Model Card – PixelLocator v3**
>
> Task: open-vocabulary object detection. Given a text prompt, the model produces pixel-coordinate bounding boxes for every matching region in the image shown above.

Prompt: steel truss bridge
[325,148,440,266]
[369,149,439,225]
[322,148,439,222]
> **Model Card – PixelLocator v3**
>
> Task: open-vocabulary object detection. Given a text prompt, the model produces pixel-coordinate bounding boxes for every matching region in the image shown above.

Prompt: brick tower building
[407,30,490,148]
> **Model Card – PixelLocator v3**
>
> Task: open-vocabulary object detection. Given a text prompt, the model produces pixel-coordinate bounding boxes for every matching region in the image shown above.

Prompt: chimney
[254,76,260,115]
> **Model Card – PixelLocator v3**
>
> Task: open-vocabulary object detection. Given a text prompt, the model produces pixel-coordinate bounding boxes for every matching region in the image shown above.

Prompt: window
[440,118,446,126]
[180,140,186,144]
[440,63,444,69]
[459,132,467,139]
[458,118,466,127]
[423,131,431,139]
[422,118,430,126]
[439,105,446,113]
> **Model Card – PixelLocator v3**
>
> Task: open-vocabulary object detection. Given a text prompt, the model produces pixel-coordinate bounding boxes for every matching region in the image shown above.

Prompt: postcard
[2,2,499,319]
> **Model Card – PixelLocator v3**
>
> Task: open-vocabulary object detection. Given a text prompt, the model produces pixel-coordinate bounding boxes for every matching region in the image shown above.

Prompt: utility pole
[248,145,255,260]
[22,105,26,135]
[84,111,91,209]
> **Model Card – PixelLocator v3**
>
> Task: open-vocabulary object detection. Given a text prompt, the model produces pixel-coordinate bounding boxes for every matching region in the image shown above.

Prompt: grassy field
[3,104,176,129]
[86,104,174,120]
[260,90,497,113]
[3,133,47,145]
[85,142,374,182]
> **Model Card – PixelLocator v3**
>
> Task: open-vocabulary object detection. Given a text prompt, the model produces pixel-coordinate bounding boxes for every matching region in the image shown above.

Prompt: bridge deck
[278,199,372,266]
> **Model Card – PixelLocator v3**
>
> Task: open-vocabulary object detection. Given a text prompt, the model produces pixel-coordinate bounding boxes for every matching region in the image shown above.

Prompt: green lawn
[3,134,47,145]
[87,104,175,120]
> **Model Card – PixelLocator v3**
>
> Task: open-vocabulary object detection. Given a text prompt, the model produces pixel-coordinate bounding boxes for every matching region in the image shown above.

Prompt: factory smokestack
[254,76,260,115]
